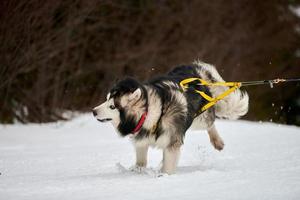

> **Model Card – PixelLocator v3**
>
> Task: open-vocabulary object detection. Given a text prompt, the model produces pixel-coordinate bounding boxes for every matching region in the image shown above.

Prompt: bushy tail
[194,60,249,120]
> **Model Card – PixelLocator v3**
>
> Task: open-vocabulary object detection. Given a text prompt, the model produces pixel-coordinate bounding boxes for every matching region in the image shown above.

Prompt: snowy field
[0,114,300,200]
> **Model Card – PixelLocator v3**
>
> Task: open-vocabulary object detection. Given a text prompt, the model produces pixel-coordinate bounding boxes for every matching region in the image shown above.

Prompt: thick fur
[193,60,249,120]
[93,61,249,174]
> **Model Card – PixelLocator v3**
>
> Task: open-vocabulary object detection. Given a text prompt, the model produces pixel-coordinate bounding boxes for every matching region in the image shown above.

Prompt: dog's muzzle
[92,110,97,116]
[97,118,112,122]
[92,110,112,123]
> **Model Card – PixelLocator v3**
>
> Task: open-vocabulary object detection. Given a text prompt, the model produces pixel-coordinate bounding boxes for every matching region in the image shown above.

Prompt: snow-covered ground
[0,114,300,200]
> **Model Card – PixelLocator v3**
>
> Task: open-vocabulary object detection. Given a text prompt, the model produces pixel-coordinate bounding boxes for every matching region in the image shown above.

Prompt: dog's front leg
[135,145,148,167]
[161,147,181,175]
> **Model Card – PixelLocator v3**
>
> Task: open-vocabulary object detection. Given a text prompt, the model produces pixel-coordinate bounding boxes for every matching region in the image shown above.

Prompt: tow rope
[179,78,300,112]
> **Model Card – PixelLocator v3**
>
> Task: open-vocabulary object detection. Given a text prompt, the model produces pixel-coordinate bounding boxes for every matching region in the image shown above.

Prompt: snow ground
[0,114,300,200]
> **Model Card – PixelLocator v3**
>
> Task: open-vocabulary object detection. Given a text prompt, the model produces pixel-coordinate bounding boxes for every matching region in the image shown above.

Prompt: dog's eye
[109,105,116,110]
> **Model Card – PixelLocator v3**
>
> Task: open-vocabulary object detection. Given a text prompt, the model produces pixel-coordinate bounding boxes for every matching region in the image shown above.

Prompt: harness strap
[180,78,241,112]
[180,78,239,88]
[180,77,300,113]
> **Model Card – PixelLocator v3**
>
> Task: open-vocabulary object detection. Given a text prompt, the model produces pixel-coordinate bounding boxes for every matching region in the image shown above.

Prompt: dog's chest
[134,133,170,149]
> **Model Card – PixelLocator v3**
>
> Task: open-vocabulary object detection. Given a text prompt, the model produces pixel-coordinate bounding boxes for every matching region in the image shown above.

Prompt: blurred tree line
[1,0,300,125]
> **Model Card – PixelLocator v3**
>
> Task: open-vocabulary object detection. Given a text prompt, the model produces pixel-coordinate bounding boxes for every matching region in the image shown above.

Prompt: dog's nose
[92,110,97,116]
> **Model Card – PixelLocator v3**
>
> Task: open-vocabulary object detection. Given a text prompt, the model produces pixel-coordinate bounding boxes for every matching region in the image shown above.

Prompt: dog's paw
[210,137,224,151]
[156,172,169,178]
[129,165,147,173]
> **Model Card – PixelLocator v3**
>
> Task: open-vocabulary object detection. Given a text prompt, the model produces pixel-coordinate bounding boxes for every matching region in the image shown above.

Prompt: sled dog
[93,61,249,174]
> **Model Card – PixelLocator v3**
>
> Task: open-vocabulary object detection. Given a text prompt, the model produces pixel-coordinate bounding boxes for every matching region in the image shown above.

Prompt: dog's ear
[106,92,111,100]
[129,88,141,101]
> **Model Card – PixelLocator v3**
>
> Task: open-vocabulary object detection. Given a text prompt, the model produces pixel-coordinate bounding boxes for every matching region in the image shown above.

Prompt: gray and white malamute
[93,61,249,174]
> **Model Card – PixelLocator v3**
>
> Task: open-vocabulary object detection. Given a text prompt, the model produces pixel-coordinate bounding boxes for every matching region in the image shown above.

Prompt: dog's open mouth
[97,118,112,122]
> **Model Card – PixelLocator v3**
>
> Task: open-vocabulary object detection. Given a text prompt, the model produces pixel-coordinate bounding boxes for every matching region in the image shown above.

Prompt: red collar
[132,112,147,134]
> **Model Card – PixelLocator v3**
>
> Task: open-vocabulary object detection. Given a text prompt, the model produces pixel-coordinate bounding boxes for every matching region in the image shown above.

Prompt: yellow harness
[179,77,299,113]
[179,78,242,112]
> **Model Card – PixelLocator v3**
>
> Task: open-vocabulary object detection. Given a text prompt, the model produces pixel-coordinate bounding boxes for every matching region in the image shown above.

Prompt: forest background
[1,0,300,125]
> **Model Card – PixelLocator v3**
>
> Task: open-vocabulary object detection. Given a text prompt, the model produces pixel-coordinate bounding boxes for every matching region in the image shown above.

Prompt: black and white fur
[93,61,249,174]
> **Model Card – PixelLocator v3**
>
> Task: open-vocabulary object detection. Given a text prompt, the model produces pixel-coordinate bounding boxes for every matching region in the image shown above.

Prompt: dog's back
[162,61,248,130]
[167,61,249,120]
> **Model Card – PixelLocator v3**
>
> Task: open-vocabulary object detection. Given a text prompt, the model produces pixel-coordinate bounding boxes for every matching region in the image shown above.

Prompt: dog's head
[92,77,147,136]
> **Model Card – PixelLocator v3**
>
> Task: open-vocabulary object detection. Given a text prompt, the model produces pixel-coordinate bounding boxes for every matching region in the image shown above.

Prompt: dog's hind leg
[207,124,224,151]
[161,147,181,175]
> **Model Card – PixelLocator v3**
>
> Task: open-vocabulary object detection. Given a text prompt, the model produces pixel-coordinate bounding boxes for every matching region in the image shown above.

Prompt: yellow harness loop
[179,78,241,112]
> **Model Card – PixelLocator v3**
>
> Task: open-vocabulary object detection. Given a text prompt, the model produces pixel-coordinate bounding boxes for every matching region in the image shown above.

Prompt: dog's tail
[194,60,249,120]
